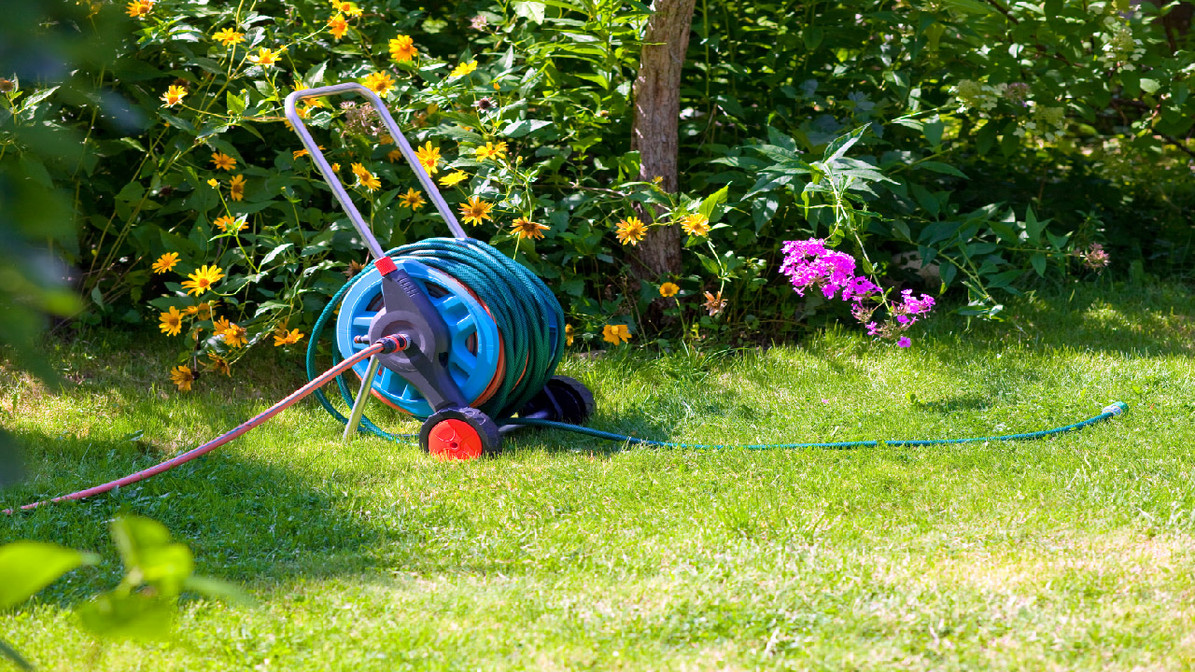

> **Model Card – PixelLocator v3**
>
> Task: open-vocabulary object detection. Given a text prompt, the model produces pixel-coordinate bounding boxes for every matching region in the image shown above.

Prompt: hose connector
[378,334,410,353]
[1102,401,1128,416]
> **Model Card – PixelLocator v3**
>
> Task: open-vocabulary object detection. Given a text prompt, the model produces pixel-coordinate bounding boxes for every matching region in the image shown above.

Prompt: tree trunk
[630,0,698,281]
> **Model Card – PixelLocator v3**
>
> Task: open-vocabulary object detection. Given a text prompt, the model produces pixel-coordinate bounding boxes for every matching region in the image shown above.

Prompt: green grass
[3,281,1195,671]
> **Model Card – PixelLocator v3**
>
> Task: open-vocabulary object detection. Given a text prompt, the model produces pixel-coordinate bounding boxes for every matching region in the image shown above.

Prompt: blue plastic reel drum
[335,258,502,419]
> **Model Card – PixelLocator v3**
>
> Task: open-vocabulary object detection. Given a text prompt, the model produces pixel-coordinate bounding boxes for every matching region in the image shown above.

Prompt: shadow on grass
[923,281,1195,359]
[0,424,427,604]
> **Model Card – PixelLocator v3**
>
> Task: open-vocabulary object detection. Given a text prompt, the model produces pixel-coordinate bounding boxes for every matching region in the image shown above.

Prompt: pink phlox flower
[865,321,880,336]
[897,336,911,348]
[841,276,879,302]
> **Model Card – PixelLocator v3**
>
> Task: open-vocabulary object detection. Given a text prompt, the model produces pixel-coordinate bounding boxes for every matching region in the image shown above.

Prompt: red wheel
[419,407,501,460]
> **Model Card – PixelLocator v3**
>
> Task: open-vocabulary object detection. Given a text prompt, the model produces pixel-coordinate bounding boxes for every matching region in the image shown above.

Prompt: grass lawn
[2,281,1194,671]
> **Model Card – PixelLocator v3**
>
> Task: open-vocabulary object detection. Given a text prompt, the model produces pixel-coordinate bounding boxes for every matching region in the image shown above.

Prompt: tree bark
[630,0,698,281]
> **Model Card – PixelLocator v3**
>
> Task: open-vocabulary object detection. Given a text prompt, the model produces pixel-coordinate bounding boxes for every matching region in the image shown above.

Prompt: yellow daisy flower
[389,35,417,62]
[475,141,508,162]
[362,71,394,96]
[659,282,680,298]
[205,352,231,377]
[439,170,468,187]
[158,306,183,336]
[160,85,187,107]
[181,264,225,296]
[399,188,425,210]
[680,213,711,237]
[213,28,245,47]
[210,151,236,171]
[229,174,245,201]
[252,47,281,68]
[414,141,440,175]
[152,252,180,274]
[273,328,306,347]
[458,196,493,226]
[327,13,349,40]
[602,324,631,345]
[350,163,381,191]
[170,364,195,392]
[615,216,648,246]
[214,215,246,233]
[565,324,574,346]
[450,61,478,78]
[511,217,548,240]
[126,0,153,18]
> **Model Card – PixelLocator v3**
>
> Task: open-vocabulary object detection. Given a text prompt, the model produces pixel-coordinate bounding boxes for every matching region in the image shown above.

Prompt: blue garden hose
[504,402,1128,450]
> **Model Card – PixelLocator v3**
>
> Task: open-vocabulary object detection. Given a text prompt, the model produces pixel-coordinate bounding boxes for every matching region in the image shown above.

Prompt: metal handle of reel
[282,82,468,258]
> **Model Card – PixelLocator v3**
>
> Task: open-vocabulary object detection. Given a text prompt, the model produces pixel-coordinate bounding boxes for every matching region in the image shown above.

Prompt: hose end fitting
[1102,401,1128,416]
[379,334,410,353]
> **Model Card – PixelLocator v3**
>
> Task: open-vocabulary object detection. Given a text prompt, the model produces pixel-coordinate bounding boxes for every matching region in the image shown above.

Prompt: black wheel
[419,407,501,459]
[518,375,595,425]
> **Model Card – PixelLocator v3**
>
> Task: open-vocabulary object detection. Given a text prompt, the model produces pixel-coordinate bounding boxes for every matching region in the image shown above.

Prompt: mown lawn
[2,282,1194,671]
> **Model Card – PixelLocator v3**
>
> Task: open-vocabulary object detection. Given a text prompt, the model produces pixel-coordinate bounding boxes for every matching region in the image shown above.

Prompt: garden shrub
[2,0,1189,388]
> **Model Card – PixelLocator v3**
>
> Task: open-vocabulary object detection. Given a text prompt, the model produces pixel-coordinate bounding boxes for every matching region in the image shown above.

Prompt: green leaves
[0,542,98,610]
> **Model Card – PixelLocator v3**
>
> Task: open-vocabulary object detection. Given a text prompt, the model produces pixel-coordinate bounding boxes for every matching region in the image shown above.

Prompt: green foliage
[5,0,1190,390]
[0,516,243,669]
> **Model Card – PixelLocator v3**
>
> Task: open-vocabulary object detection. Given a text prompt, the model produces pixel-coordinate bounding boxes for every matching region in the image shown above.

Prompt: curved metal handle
[283,82,468,259]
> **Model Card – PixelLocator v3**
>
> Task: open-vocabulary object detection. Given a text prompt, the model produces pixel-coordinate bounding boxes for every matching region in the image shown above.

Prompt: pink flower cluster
[780,239,880,302]
[781,239,936,347]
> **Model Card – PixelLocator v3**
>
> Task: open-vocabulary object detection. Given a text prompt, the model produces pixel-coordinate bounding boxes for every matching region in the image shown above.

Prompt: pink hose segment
[5,339,392,514]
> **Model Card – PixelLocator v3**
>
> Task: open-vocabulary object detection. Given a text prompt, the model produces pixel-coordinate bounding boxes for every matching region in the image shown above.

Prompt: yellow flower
[659,282,680,298]
[210,151,236,171]
[450,60,478,78]
[458,196,493,226]
[229,174,245,201]
[362,71,394,97]
[207,178,219,187]
[414,141,440,175]
[389,35,417,63]
[331,163,340,172]
[273,328,306,347]
[350,163,381,191]
[680,213,711,237]
[181,264,225,296]
[564,324,574,346]
[327,13,349,40]
[213,28,245,47]
[475,141,508,162]
[330,0,362,17]
[399,188,425,210]
[602,324,631,345]
[214,215,246,233]
[160,85,187,107]
[439,170,468,187]
[170,365,195,392]
[126,0,153,18]
[252,47,281,68]
[205,352,231,377]
[615,216,648,246]
[194,300,217,321]
[214,317,247,347]
[386,149,402,163]
[152,252,180,274]
[293,144,324,160]
[158,306,183,336]
[511,217,548,240]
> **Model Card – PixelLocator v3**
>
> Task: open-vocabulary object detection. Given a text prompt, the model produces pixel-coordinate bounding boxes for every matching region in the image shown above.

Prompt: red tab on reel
[374,256,397,275]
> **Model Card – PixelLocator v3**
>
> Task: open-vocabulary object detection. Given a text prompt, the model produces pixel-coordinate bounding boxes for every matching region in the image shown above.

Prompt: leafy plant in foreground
[0,515,244,670]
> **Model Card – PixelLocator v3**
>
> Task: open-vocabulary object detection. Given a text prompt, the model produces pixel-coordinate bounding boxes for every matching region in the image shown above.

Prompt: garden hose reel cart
[284,83,593,459]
